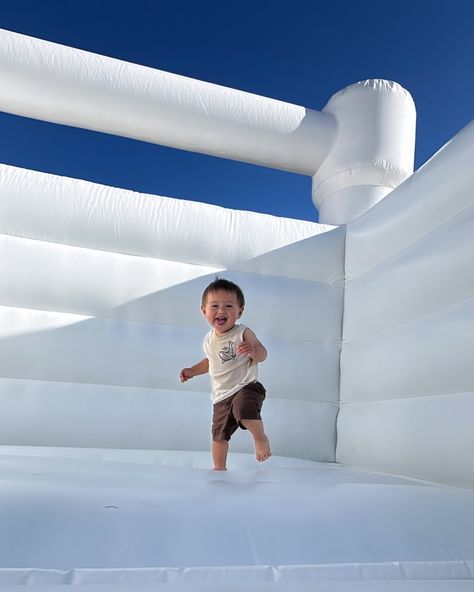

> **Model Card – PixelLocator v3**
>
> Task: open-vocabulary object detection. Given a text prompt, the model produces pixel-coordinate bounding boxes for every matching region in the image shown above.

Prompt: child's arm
[179,358,209,383]
[238,328,267,363]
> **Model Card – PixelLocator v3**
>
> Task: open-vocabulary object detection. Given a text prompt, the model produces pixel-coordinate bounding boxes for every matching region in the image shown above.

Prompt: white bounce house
[0,29,473,590]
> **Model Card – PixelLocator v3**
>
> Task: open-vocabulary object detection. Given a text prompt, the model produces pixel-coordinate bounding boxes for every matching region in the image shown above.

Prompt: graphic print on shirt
[219,340,236,363]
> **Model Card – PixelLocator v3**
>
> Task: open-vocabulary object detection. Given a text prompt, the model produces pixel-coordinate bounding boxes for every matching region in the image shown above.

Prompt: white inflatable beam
[0,164,331,266]
[0,29,416,224]
[0,28,335,175]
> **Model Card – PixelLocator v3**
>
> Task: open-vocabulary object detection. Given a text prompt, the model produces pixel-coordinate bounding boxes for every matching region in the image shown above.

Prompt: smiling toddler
[179,278,271,470]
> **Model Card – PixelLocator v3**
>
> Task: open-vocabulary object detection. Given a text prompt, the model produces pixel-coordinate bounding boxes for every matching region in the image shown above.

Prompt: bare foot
[213,467,227,471]
[255,435,271,462]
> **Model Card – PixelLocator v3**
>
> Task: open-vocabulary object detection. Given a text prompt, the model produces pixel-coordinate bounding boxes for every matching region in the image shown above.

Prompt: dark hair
[201,277,245,308]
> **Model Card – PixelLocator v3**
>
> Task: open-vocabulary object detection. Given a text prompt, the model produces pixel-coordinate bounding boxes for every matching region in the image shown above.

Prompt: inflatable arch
[0,29,473,589]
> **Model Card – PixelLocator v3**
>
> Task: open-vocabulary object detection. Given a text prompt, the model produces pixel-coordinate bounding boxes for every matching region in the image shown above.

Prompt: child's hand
[179,368,195,383]
[237,342,256,359]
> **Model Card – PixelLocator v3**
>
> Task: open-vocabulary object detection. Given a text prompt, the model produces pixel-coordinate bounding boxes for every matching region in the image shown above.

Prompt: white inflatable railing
[0,28,415,225]
[0,164,330,265]
[0,28,335,175]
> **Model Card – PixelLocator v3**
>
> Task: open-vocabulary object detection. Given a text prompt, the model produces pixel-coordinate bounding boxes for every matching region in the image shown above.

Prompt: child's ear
[201,305,206,315]
[238,307,244,318]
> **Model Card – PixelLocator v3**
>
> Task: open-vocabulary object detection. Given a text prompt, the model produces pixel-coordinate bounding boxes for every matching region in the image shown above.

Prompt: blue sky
[0,0,472,222]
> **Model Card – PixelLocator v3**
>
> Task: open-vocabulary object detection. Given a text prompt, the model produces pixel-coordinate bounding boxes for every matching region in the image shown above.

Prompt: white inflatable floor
[1,447,473,589]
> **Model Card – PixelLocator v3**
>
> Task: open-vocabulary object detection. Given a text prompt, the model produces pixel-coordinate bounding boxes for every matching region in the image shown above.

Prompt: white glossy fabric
[0,29,418,224]
[312,80,416,224]
[0,29,335,175]
[0,163,342,461]
[0,164,330,266]
[338,121,474,489]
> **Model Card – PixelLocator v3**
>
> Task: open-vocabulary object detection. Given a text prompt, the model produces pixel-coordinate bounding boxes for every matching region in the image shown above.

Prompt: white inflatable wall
[338,121,474,489]
[0,163,342,461]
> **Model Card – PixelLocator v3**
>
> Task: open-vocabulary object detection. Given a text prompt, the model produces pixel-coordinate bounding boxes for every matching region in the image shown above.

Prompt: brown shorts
[212,381,266,442]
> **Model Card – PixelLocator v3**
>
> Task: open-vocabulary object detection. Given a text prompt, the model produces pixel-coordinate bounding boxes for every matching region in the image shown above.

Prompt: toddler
[179,278,271,470]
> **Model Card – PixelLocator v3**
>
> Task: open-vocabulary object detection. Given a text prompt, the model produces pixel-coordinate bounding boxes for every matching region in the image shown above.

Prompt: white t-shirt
[203,324,258,404]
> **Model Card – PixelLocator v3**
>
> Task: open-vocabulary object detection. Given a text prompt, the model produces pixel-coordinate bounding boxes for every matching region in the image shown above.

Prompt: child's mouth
[216,317,227,326]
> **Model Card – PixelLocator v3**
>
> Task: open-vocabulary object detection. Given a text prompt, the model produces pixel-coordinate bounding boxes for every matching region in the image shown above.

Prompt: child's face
[201,289,243,335]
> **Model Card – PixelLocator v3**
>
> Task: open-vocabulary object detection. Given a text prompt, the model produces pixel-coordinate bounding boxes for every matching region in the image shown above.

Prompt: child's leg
[212,440,229,470]
[239,419,271,462]
[212,398,234,471]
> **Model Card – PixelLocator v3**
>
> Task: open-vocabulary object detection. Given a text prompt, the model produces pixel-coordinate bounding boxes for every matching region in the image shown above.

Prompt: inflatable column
[313,80,416,225]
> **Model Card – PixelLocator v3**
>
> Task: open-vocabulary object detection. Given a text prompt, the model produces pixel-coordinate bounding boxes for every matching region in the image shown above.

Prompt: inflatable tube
[0,28,336,175]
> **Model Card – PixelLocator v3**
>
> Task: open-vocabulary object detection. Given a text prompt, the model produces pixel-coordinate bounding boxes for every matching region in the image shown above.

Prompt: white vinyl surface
[1,447,473,587]
[339,121,474,489]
